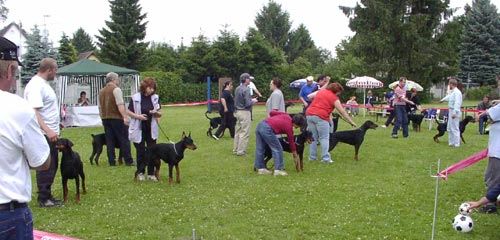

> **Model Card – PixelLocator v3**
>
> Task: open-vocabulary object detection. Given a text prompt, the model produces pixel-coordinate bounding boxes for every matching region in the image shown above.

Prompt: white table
[62,106,102,127]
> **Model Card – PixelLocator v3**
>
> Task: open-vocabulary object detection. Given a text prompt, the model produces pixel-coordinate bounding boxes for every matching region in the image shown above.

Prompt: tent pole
[363,88,366,117]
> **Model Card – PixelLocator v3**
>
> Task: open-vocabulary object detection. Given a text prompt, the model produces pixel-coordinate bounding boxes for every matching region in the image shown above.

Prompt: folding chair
[423,108,438,130]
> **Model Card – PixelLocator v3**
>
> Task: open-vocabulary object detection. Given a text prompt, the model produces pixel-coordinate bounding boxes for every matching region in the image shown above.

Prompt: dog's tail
[205,111,212,120]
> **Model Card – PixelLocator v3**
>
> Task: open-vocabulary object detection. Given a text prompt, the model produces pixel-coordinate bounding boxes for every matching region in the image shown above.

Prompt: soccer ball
[458,202,472,215]
[452,214,473,233]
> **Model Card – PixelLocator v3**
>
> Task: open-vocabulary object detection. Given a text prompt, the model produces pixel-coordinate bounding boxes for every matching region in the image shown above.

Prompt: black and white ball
[452,214,473,233]
[458,202,472,215]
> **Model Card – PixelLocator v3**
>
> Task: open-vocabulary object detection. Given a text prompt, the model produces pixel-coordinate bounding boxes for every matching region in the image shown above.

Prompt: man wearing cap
[233,73,258,156]
[24,58,63,208]
[299,76,317,113]
[0,37,51,238]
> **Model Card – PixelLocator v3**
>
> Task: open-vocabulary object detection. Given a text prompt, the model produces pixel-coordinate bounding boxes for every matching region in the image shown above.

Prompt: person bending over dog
[213,80,235,139]
[306,82,356,164]
[254,112,306,176]
[127,77,162,181]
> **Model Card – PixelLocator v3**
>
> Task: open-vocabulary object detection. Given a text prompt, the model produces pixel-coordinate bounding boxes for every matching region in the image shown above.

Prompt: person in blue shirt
[299,76,317,113]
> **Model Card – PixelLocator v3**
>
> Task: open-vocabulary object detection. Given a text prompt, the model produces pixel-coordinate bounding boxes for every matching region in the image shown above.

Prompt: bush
[465,86,496,100]
[141,71,217,103]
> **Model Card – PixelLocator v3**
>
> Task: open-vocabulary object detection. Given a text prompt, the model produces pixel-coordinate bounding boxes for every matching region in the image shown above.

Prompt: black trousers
[102,119,133,165]
[36,136,58,202]
[385,109,395,126]
[214,111,236,138]
[134,127,157,175]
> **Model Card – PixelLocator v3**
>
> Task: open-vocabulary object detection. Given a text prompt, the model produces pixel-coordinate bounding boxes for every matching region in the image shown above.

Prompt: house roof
[0,22,28,38]
[57,59,138,76]
[78,51,97,60]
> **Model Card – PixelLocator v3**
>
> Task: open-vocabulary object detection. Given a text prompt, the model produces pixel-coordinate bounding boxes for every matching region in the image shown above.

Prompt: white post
[363,88,366,117]
[431,159,441,240]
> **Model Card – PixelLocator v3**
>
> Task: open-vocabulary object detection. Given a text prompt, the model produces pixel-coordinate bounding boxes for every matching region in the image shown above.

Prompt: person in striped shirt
[391,77,415,138]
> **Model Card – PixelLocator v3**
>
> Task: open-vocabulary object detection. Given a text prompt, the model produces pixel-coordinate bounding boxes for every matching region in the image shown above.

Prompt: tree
[96,0,148,69]
[458,0,500,86]
[176,34,213,83]
[340,0,452,87]
[21,25,58,83]
[0,0,7,22]
[140,42,177,72]
[72,27,95,53]
[285,24,315,63]
[210,27,241,78]
[254,0,291,50]
[58,33,77,65]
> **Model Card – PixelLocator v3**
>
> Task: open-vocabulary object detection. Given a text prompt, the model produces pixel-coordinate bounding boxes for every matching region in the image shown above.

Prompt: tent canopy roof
[57,59,138,76]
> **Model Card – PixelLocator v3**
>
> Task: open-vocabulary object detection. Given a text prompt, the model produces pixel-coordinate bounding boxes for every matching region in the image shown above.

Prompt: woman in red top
[306,83,356,163]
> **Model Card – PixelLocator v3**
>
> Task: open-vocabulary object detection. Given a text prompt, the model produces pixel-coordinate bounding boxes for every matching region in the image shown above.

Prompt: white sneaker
[273,170,288,176]
[381,125,387,128]
[211,134,219,140]
[147,175,158,181]
[137,173,145,181]
[257,168,272,175]
[321,159,334,164]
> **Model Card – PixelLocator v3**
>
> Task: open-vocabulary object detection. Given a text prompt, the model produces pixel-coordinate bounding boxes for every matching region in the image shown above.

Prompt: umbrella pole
[363,88,366,117]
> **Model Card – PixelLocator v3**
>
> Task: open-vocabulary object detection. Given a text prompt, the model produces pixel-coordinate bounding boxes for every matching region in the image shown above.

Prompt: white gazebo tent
[56,59,140,127]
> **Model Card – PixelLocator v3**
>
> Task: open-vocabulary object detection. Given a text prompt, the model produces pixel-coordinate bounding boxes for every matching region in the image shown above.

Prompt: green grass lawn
[31,104,498,239]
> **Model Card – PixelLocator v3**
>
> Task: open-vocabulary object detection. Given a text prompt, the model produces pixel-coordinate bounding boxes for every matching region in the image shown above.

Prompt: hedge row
[141,71,303,104]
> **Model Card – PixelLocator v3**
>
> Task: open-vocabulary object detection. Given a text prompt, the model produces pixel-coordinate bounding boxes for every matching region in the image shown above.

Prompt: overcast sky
[4,0,500,55]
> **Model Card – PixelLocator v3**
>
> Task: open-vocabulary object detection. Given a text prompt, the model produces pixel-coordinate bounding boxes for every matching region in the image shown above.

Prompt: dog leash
[156,119,174,144]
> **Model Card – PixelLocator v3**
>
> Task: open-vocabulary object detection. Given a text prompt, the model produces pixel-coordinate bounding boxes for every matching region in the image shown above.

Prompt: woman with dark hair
[77,91,89,106]
[213,80,235,139]
[127,77,162,181]
[254,112,306,176]
[306,82,356,163]
[265,77,285,116]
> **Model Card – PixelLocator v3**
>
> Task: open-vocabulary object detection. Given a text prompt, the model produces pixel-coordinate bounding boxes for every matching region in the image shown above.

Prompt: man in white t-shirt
[24,58,62,207]
[0,37,50,239]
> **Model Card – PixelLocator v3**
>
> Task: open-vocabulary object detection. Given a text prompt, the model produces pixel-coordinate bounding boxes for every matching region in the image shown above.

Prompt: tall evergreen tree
[96,0,148,69]
[458,0,500,86]
[72,27,95,53]
[21,25,58,83]
[58,33,78,65]
[340,0,452,86]
[254,1,291,50]
[285,24,315,63]
[210,27,241,78]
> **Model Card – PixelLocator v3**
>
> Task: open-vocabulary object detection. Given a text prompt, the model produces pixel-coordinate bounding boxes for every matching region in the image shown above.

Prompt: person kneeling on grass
[467,183,500,212]
[254,111,306,176]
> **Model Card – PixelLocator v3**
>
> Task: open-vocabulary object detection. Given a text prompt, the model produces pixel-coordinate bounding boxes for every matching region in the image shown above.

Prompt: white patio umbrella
[346,76,384,116]
[388,80,424,91]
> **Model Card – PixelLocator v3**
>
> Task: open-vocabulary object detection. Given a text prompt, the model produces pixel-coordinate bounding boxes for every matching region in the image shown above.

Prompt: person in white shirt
[476,100,500,213]
[24,58,62,207]
[440,77,463,147]
[0,36,50,239]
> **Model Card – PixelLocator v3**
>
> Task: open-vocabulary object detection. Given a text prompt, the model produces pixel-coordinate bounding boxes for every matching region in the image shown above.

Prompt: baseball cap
[0,37,22,66]
[306,76,314,81]
[240,73,252,83]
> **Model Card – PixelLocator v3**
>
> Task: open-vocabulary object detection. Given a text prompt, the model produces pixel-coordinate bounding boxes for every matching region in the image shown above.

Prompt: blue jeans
[254,121,284,170]
[479,115,488,134]
[392,105,408,137]
[307,115,331,161]
[0,207,33,240]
